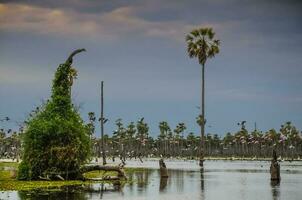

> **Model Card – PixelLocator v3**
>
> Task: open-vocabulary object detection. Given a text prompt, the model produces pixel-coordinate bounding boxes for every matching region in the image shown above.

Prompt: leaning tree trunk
[80,164,126,181]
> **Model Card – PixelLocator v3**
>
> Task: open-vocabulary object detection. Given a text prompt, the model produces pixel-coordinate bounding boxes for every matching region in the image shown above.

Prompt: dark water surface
[1,160,302,200]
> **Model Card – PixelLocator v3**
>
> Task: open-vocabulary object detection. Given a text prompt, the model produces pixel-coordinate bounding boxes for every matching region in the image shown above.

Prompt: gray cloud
[0,3,199,41]
[1,0,302,135]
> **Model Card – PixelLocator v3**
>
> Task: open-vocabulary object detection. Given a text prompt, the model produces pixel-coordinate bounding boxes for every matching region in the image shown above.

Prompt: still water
[1,160,302,200]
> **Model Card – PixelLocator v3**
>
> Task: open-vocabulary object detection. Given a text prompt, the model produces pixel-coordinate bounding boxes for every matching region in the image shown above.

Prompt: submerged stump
[159,159,168,178]
[270,150,280,182]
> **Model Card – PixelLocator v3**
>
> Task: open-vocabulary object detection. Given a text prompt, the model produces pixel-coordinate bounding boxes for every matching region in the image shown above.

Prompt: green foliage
[158,121,171,139]
[136,118,149,141]
[18,51,90,180]
[186,27,220,65]
[17,162,30,180]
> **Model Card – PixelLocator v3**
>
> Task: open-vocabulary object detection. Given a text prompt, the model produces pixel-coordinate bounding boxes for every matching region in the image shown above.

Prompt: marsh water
[1,160,302,200]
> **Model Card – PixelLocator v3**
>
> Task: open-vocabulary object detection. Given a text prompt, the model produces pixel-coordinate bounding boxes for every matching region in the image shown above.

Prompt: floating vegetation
[0,162,140,191]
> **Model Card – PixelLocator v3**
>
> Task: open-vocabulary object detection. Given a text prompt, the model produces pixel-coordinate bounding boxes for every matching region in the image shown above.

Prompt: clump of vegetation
[18,49,91,180]
[0,162,136,191]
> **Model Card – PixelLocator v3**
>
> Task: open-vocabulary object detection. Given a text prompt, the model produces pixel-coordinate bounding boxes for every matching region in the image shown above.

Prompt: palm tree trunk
[101,81,107,165]
[200,63,205,167]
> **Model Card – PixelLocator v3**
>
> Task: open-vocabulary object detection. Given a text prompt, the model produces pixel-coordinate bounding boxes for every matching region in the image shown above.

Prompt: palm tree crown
[186,28,220,65]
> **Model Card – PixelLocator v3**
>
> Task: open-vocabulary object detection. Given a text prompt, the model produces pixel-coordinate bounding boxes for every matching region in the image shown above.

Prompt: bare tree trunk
[270,150,280,182]
[101,81,107,165]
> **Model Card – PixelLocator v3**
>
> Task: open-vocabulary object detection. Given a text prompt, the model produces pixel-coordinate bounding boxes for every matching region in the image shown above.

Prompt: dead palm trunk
[101,81,106,165]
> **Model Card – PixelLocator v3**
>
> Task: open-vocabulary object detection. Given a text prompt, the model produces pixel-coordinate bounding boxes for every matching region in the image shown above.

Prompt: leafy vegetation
[17,49,91,180]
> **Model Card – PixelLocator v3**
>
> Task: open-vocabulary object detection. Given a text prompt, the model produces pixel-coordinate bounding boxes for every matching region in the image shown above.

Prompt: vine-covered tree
[18,49,91,180]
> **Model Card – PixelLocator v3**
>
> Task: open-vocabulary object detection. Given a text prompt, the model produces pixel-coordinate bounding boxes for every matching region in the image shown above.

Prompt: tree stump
[159,159,168,178]
[270,150,280,182]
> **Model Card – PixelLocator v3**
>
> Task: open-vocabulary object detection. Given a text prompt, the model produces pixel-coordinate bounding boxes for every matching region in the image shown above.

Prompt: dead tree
[159,159,168,178]
[270,150,280,182]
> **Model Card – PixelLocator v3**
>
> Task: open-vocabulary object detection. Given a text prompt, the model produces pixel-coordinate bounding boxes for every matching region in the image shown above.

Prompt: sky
[0,0,302,137]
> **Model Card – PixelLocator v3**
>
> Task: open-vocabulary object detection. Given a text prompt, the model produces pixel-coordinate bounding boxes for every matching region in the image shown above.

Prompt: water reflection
[270,180,280,200]
[200,168,205,200]
[2,161,301,200]
[18,187,87,200]
[17,182,125,200]
[159,177,168,191]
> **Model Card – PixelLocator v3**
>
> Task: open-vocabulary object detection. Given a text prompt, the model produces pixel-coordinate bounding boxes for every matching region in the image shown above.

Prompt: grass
[0,162,19,168]
[0,162,139,191]
[83,170,117,178]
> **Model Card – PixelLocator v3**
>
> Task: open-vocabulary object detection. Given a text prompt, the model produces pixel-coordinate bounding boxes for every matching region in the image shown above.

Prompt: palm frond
[186,35,193,42]
[190,30,199,37]
[207,28,214,40]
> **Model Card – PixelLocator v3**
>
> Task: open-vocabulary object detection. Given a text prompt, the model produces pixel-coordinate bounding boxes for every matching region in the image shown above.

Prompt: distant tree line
[1,115,302,161]
[90,120,302,160]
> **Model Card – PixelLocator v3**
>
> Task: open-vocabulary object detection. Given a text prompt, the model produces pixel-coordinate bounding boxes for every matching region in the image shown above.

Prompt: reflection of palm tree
[186,28,220,167]
[200,168,205,199]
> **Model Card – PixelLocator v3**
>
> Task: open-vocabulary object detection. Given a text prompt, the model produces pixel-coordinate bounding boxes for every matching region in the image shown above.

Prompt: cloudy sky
[0,0,301,137]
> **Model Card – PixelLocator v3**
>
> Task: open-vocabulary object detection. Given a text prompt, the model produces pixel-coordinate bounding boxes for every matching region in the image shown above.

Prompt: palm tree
[186,27,220,167]
[159,121,171,157]
[177,122,186,156]
[126,122,136,158]
[136,118,149,158]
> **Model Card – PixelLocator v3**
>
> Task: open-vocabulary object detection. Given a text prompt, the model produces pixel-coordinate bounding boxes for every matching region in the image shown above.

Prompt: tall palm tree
[186,27,220,167]
[159,121,170,156]
[178,122,186,156]
[136,118,149,157]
